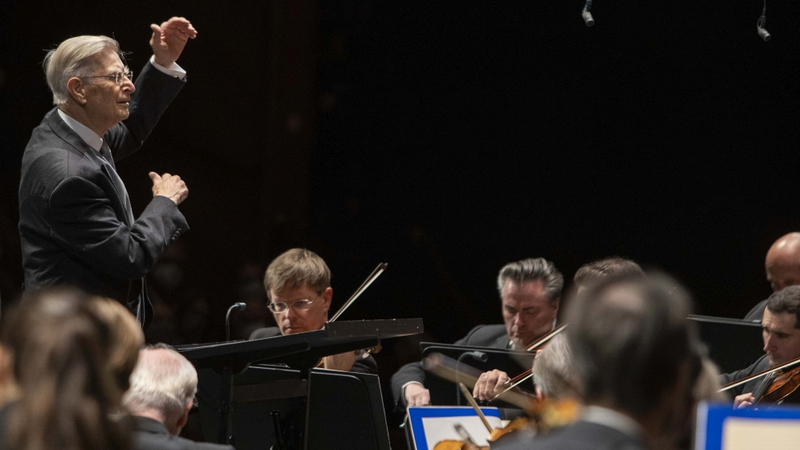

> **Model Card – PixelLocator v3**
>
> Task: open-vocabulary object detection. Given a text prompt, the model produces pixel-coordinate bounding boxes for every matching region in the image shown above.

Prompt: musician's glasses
[268,298,315,313]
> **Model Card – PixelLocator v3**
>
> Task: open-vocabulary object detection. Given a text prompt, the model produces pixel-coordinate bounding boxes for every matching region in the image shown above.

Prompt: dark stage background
[1,0,799,434]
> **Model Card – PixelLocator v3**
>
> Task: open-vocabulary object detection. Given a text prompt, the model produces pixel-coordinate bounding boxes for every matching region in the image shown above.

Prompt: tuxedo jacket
[744,299,767,322]
[133,416,234,450]
[18,62,188,327]
[720,354,771,398]
[390,324,509,408]
[249,326,378,374]
[493,420,646,450]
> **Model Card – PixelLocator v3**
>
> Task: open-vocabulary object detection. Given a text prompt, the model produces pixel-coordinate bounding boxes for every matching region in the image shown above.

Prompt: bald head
[766,233,800,292]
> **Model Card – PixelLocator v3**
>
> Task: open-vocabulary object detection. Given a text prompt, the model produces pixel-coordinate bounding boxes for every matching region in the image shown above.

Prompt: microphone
[225,302,247,341]
[455,351,488,406]
[582,0,595,27]
[757,0,770,42]
[461,351,488,363]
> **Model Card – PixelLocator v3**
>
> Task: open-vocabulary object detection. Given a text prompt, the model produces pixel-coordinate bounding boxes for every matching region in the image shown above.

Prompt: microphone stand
[456,351,487,406]
[226,302,247,341]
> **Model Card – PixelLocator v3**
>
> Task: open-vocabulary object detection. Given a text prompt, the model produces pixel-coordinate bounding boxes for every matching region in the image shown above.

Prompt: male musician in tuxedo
[496,273,700,450]
[123,346,234,450]
[745,232,800,321]
[18,18,197,327]
[249,248,377,373]
[471,257,644,402]
[391,257,563,407]
[722,285,800,407]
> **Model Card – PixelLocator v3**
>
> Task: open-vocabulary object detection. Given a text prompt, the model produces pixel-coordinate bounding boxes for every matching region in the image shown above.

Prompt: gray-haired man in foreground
[123,346,233,450]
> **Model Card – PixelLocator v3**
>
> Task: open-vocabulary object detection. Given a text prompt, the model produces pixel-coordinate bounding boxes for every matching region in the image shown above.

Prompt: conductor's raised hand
[150,17,198,67]
[150,172,189,205]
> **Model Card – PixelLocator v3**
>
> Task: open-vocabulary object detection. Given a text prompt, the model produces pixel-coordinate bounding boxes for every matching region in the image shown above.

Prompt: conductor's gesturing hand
[150,172,189,205]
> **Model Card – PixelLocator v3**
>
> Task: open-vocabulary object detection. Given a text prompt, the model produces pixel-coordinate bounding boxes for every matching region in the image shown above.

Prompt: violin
[719,354,800,405]
[425,355,580,448]
[753,366,800,404]
[316,263,388,369]
[491,324,568,401]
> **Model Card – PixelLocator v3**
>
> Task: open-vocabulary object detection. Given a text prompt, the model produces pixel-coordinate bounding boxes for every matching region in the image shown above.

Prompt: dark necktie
[99,142,134,224]
[99,142,146,325]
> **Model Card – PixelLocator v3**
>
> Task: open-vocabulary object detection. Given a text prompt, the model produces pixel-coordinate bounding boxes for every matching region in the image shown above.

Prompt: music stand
[419,342,534,407]
[687,315,764,374]
[178,318,423,449]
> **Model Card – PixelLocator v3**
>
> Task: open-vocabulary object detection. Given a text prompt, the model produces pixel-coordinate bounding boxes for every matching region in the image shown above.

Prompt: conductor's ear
[66,77,89,105]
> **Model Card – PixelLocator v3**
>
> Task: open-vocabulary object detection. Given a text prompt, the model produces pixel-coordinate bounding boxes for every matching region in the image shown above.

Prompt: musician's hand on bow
[405,383,431,407]
[734,393,755,409]
[473,370,510,401]
[323,350,359,371]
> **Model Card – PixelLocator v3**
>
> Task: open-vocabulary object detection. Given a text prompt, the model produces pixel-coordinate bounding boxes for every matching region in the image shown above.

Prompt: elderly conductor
[18,18,197,327]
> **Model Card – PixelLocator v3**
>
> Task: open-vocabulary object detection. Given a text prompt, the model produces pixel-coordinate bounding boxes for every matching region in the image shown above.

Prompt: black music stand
[687,314,764,374]
[419,342,535,407]
[177,318,423,450]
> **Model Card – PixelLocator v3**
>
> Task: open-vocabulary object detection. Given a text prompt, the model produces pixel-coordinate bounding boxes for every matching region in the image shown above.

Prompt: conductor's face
[762,309,800,367]
[501,279,559,349]
[81,51,135,132]
[269,283,332,335]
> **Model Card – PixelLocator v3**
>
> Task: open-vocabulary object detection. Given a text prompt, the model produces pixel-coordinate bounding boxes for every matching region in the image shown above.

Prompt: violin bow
[494,324,569,400]
[719,355,800,393]
[458,382,494,434]
[525,323,569,352]
[422,352,532,410]
[329,262,388,322]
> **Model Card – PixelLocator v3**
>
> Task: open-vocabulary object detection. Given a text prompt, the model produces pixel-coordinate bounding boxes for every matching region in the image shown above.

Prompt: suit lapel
[45,109,91,157]
[46,109,134,226]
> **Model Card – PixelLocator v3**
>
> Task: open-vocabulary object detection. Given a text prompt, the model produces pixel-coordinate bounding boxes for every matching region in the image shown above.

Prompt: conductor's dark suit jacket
[18,62,188,327]
[390,324,510,409]
[133,416,234,450]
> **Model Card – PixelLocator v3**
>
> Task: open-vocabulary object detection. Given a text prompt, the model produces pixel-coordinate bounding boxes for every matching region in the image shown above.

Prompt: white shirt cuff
[149,55,186,79]
[402,381,424,395]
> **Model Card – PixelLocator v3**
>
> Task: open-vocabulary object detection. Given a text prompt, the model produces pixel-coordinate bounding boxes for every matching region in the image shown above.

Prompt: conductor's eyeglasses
[82,67,133,85]
[268,299,315,313]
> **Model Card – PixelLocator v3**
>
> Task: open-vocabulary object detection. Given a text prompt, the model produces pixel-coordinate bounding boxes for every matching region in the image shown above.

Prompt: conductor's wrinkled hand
[150,17,198,67]
[150,172,188,205]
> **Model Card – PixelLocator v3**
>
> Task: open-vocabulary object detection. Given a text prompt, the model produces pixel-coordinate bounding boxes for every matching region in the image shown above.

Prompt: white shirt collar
[581,405,644,442]
[57,108,104,152]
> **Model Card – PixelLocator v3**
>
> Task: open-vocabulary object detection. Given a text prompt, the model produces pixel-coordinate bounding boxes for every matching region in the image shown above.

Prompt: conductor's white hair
[43,35,121,105]
[122,346,197,426]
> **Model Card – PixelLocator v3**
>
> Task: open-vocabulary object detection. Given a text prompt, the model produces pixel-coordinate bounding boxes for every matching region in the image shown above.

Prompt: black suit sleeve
[109,61,187,162]
[390,360,426,409]
[390,325,499,409]
[351,354,377,374]
[49,179,187,278]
